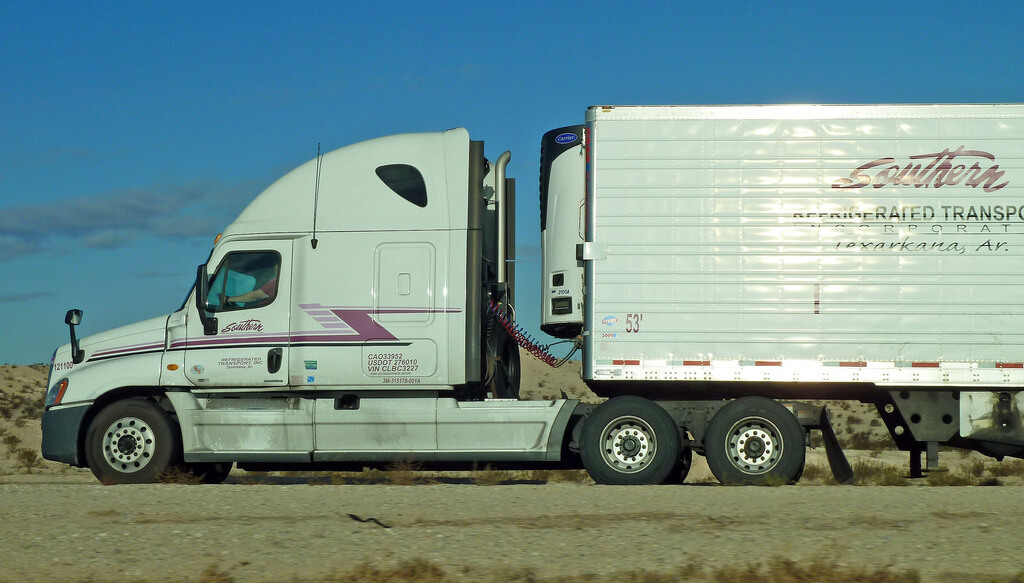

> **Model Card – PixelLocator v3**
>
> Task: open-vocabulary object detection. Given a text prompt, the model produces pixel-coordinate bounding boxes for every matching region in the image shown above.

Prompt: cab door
[183,240,292,388]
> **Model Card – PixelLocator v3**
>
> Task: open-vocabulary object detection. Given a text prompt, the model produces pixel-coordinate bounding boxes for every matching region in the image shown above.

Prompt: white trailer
[541,104,1024,479]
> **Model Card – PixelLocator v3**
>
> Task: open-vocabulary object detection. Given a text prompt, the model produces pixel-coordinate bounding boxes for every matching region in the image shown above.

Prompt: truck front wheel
[580,396,681,485]
[84,398,180,484]
[705,397,805,485]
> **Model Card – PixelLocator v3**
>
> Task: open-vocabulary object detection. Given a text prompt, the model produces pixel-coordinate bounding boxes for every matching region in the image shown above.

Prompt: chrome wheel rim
[102,416,156,473]
[725,416,783,475]
[600,415,657,474]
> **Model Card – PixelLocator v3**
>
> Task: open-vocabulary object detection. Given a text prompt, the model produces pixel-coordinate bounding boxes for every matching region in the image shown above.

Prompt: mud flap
[818,407,854,485]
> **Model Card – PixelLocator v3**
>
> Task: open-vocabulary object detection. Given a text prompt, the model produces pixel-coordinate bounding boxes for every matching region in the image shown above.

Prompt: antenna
[311,142,323,249]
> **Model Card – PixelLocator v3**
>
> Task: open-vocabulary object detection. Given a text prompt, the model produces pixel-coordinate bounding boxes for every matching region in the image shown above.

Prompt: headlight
[45,378,69,408]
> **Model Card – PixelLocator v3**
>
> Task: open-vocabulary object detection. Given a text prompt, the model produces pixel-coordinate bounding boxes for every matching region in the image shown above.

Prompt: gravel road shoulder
[2,479,1022,582]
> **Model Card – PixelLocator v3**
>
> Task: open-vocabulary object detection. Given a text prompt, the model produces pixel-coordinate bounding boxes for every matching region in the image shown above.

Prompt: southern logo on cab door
[221,319,264,333]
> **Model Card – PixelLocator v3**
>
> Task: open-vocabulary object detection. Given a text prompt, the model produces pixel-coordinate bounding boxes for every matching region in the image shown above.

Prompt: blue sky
[2,1,1022,364]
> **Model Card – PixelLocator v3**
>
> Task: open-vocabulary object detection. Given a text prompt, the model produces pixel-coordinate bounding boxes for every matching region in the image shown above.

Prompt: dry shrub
[471,465,508,486]
[196,566,235,583]
[988,459,1024,477]
[329,559,445,583]
[3,433,20,452]
[15,448,43,473]
[547,469,590,483]
[842,430,894,452]
[713,558,920,583]
[965,458,989,478]
[850,459,908,486]
[926,468,975,486]
[382,460,433,485]
[796,461,834,484]
[157,466,203,485]
[318,559,923,583]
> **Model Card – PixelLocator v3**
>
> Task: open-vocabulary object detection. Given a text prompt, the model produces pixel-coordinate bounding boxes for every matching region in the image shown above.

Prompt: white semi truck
[42,104,1024,485]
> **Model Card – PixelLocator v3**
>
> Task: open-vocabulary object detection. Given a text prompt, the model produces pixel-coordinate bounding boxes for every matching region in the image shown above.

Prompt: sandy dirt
[3,359,1024,582]
[2,479,1023,582]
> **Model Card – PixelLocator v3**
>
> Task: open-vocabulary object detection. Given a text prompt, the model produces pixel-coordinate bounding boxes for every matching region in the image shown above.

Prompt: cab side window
[206,251,281,311]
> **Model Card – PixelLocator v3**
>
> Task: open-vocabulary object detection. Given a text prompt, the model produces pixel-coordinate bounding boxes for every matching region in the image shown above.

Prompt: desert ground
[3,356,1024,582]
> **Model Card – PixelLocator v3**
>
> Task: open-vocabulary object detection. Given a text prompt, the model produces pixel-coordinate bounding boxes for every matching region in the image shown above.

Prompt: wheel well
[77,387,173,467]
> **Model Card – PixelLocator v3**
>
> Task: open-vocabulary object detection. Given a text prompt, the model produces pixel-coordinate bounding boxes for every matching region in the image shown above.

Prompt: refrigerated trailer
[541,104,1024,478]
[41,104,1024,486]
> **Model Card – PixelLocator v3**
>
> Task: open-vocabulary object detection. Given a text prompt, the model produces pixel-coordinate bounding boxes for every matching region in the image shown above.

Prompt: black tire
[705,397,805,485]
[492,331,521,399]
[189,462,234,484]
[580,396,681,485]
[84,398,180,485]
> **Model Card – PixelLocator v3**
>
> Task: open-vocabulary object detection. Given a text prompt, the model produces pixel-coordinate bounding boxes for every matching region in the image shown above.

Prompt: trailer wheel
[580,396,680,485]
[705,397,805,485]
[84,399,180,485]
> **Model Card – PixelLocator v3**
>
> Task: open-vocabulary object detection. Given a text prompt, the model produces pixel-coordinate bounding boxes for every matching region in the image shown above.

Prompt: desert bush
[712,558,920,583]
[331,559,446,583]
[797,462,835,484]
[965,458,989,478]
[926,468,976,486]
[841,429,894,452]
[15,448,43,473]
[157,466,204,485]
[471,465,508,486]
[3,433,20,452]
[376,461,433,485]
[851,459,908,486]
[196,566,235,583]
[988,459,1024,477]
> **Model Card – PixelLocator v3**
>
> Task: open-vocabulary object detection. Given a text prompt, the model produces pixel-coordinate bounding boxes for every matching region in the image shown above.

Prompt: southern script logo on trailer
[832,146,1009,192]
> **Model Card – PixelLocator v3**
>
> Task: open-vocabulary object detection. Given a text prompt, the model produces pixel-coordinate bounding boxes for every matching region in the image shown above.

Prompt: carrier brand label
[832,147,1009,193]
[555,132,579,145]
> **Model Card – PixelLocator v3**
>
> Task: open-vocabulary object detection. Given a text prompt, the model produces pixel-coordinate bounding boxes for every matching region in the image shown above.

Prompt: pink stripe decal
[91,342,165,357]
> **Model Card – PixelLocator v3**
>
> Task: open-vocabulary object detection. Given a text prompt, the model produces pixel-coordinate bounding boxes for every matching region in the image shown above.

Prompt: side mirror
[65,309,84,364]
[194,265,218,336]
[65,309,82,326]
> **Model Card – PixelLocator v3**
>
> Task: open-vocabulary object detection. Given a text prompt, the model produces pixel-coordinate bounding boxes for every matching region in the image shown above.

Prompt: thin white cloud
[0,179,260,262]
[0,291,53,303]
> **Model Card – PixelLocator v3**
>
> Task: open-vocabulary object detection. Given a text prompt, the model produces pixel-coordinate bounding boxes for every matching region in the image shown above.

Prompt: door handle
[267,347,283,374]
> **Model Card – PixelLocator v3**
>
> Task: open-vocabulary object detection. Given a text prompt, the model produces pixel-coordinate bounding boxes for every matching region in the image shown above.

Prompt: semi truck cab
[42,129,561,484]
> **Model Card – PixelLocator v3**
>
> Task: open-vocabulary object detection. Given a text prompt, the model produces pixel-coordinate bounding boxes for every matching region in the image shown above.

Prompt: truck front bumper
[41,403,90,466]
